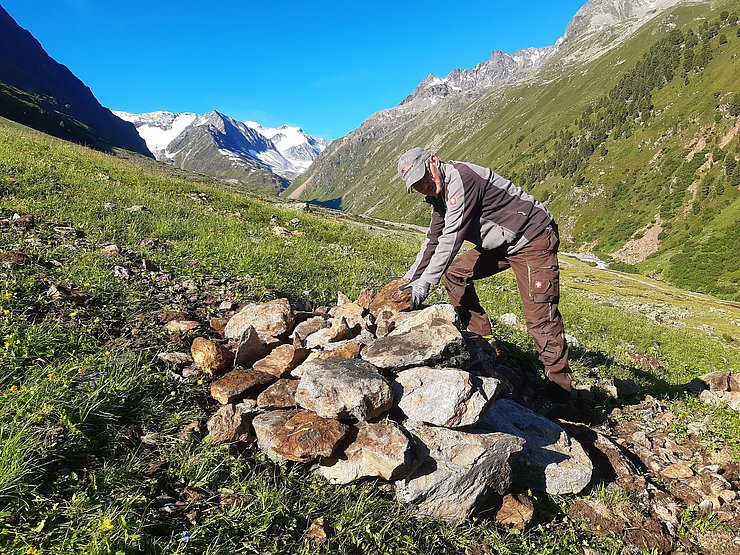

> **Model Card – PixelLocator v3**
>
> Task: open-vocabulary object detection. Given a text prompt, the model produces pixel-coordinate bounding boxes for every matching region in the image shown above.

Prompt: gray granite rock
[295,359,393,421]
[393,367,500,427]
[319,421,411,484]
[480,399,593,494]
[396,421,524,522]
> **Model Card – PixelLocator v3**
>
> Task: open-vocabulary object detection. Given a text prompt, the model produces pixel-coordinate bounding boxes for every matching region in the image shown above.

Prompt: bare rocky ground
[3,211,739,553]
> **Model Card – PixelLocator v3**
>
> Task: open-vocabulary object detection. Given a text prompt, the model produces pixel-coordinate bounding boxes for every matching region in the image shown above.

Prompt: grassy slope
[291,1,739,299]
[0,119,738,554]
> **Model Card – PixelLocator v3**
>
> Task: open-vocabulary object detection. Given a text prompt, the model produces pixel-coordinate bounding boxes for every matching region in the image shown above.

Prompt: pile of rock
[163,279,593,522]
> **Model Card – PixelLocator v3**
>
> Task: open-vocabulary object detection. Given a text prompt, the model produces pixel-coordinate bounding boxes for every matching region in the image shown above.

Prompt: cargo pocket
[529,265,559,303]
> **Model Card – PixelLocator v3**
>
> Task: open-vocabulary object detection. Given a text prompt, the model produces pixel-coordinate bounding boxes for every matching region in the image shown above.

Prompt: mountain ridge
[0,5,151,157]
[116,109,330,187]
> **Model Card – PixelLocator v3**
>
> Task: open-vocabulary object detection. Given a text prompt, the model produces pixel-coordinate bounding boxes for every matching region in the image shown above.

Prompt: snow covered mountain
[114,110,330,183]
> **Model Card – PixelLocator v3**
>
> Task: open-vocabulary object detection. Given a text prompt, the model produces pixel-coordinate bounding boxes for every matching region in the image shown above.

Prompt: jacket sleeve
[404,201,445,281]
[419,170,467,285]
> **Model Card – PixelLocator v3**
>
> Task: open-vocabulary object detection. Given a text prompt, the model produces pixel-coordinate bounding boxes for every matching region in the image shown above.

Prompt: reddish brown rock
[331,302,365,330]
[257,379,299,409]
[319,421,411,484]
[368,278,411,318]
[661,463,694,480]
[46,284,92,305]
[313,340,363,361]
[209,317,228,336]
[210,368,275,404]
[253,341,310,378]
[100,245,120,257]
[495,493,534,530]
[206,402,257,443]
[356,288,374,311]
[271,410,350,463]
[191,337,234,376]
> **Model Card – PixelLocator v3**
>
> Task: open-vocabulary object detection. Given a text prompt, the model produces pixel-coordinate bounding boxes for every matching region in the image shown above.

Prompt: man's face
[411,164,439,196]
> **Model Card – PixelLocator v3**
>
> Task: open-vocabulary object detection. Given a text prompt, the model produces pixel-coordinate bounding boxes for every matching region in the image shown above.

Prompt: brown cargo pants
[443,226,571,393]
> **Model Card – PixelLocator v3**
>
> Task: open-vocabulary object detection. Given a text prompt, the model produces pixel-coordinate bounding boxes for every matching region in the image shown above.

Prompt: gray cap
[397,147,431,191]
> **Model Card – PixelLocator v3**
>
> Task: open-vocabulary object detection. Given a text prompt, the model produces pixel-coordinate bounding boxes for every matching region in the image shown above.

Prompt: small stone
[113,266,129,279]
[257,379,299,409]
[699,371,732,393]
[218,300,236,311]
[337,292,351,306]
[661,463,694,480]
[270,410,350,463]
[331,303,365,330]
[191,337,235,376]
[126,204,150,213]
[564,333,580,348]
[103,202,117,210]
[0,250,30,269]
[311,339,363,361]
[304,317,354,349]
[356,289,374,311]
[495,493,534,530]
[209,317,228,336]
[499,313,519,327]
[253,342,310,378]
[157,352,194,366]
[305,516,328,544]
[46,284,92,305]
[295,359,393,421]
[368,278,412,318]
[100,245,120,256]
[292,316,330,341]
[165,320,200,334]
[210,368,276,404]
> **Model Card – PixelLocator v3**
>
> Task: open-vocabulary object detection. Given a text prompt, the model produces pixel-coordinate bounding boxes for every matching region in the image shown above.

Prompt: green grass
[1,118,738,553]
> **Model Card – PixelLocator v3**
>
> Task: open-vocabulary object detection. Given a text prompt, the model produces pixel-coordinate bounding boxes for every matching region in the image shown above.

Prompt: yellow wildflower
[102,518,115,531]
[10,385,18,392]
[26,547,38,555]
[48,373,55,381]
[69,311,77,318]
[170,391,176,397]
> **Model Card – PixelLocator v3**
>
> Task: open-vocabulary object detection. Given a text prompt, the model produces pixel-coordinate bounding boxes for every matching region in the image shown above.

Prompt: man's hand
[401,279,431,310]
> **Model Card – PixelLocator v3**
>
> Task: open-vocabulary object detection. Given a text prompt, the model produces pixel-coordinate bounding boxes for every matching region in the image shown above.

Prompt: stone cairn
[163,279,593,523]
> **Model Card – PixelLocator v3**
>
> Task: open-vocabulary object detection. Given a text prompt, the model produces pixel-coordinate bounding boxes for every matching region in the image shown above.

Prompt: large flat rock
[396,421,524,522]
[480,399,593,495]
[361,306,469,370]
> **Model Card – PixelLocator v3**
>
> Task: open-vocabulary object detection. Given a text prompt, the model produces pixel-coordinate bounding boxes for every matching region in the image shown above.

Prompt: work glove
[401,279,431,310]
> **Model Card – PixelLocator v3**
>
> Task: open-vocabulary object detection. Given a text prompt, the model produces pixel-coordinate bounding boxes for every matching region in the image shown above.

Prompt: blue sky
[3,0,585,139]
